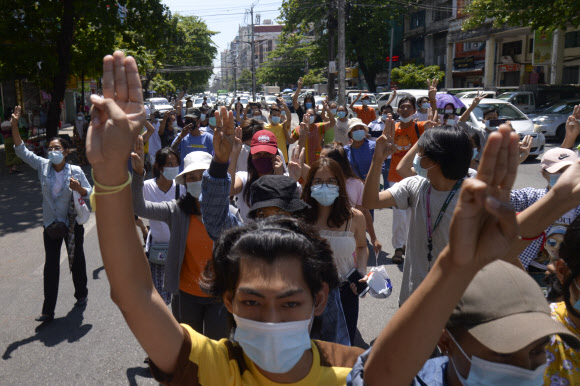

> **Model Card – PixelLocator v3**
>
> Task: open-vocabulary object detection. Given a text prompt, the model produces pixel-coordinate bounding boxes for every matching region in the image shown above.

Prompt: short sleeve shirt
[149,324,364,386]
[265,123,288,162]
[352,106,376,125]
[388,176,460,304]
[174,132,214,171]
[344,139,376,181]
[545,302,580,385]
[388,121,426,183]
[334,119,350,145]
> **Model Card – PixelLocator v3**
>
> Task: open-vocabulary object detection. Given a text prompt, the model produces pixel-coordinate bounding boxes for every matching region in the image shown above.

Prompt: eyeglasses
[311,178,338,188]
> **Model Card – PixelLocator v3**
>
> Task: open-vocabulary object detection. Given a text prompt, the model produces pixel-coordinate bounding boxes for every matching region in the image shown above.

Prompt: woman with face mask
[87,53,365,381]
[131,136,229,340]
[142,147,183,305]
[11,105,92,323]
[344,119,378,182]
[301,157,368,345]
[265,102,293,162]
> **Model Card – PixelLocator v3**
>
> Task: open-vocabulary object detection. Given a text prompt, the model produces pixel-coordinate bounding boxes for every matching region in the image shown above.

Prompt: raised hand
[288,146,302,182]
[87,51,146,184]
[448,125,520,270]
[297,77,303,89]
[565,105,580,143]
[273,155,284,175]
[518,135,532,163]
[373,116,397,162]
[427,79,438,101]
[232,126,243,156]
[472,90,484,107]
[213,106,236,163]
[130,135,145,175]
[10,105,21,127]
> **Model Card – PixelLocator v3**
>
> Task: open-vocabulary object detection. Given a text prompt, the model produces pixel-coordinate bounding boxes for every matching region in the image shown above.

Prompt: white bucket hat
[175,151,212,185]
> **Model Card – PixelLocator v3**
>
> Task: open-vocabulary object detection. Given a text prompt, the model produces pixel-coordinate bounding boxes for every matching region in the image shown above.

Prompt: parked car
[262,95,278,109]
[528,99,580,140]
[496,91,536,114]
[145,97,173,114]
[376,89,429,112]
[281,95,294,112]
[192,98,205,109]
[455,90,497,99]
[462,98,546,158]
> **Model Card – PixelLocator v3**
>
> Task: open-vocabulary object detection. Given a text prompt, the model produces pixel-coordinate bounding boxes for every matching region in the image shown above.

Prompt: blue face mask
[271,116,281,124]
[413,154,434,178]
[161,166,179,181]
[305,102,313,109]
[362,100,369,106]
[352,129,366,141]
[208,116,217,126]
[472,148,478,160]
[447,330,548,386]
[422,102,431,110]
[331,108,338,115]
[381,114,388,121]
[337,111,347,119]
[446,119,456,126]
[48,150,64,165]
[200,113,206,121]
[548,173,562,187]
[233,313,312,374]
[311,185,340,206]
[281,111,286,116]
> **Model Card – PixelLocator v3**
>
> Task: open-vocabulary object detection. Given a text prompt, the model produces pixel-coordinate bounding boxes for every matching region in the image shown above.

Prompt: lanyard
[426,179,463,263]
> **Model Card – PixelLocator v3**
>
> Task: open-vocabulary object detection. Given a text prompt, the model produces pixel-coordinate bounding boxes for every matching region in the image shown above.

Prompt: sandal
[392,248,405,264]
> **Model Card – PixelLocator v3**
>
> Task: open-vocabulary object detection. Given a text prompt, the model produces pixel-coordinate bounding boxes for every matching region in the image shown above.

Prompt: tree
[463,0,580,31]
[279,0,404,92]
[150,75,176,96]
[303,69,327,86]
[0,1,169,139]
[390,64,445,89]
[256,33,319,88]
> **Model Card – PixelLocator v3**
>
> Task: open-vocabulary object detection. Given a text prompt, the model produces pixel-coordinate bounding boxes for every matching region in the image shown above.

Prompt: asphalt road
[0,122,560,384]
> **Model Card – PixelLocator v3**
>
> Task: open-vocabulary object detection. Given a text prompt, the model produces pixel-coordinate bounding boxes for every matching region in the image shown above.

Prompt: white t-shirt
[52,169,66,198]
[334,119,350,145]
[235,171,251,221]
[147,121,162,160]
[413,111,429,121]
[143,178,182,245]
[345,177,363,207]
[388,176,461,304]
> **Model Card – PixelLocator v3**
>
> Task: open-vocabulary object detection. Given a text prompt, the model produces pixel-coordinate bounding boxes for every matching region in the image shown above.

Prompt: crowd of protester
[9,50,580,385]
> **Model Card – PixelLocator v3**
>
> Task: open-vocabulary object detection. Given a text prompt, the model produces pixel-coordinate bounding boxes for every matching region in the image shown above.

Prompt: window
[565,31,580,48]
[433,0,452,21]
[411,38,425,58]
[410,11,425,29]
[463,41,483,51]
[267,40,273,52]
[563,66,579,84]
[502,40,523,56]
[529,38,534,53]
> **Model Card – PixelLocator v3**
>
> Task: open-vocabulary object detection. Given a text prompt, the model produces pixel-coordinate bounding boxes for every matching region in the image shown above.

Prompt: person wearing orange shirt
[349,92,377,125]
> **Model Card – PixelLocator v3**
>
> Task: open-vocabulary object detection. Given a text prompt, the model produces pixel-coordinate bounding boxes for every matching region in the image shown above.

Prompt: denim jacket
[14,143,92,227]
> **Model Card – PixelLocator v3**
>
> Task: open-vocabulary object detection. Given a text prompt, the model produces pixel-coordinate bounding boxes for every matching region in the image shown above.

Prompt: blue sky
[162,0,284,77]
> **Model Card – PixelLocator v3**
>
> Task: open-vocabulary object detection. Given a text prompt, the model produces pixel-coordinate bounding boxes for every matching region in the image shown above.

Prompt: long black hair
[153,147,181,178]
[559,215,580,318]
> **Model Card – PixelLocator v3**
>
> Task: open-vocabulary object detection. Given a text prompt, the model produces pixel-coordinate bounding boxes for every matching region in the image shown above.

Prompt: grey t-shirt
[388,176,461,304]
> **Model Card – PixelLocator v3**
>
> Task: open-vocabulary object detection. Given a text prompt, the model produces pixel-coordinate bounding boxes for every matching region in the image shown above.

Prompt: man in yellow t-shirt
[265,101,292,162]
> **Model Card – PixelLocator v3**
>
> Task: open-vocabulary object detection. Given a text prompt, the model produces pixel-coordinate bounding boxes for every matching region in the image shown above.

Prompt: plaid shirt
[201,161,351,345]
[510,187,580,269]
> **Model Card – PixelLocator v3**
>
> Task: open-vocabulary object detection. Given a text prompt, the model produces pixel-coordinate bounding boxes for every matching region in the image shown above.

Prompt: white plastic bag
[367,265,393,299]
[73,190,91,225]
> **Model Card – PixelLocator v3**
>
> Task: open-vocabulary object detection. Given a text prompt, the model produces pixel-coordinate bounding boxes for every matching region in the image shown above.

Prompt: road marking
[33,216,97,276]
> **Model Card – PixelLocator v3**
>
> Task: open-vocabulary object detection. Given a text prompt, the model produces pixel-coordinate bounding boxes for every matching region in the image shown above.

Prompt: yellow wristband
[90,170,132,212]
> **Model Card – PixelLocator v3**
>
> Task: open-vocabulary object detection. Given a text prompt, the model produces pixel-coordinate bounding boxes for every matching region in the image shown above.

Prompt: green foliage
[279,0,404,92]
[390,64,445,89]
[462,0,580,31]
[237,69,253,89]
[150,75,176,95]
[303,69,327,86]
[256,33,319,87]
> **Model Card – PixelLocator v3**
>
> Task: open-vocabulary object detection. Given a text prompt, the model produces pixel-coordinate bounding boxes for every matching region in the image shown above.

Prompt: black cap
[184,108,201,119]
[248,175,310,218]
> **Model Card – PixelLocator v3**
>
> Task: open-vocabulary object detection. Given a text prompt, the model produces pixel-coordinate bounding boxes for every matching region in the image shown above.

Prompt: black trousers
[171,290,229,340]
[42,223,88,316]
[339,281,360,345]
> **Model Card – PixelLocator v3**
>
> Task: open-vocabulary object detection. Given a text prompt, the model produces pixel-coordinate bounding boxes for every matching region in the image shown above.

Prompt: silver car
[462,98,546,158]
[528,99,580,141]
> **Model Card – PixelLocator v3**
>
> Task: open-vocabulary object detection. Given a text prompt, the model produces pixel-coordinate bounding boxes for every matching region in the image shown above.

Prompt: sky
[161,0,284,79]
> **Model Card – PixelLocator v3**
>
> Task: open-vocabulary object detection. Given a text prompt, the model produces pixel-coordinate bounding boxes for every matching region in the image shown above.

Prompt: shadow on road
[1,305,92,360]
[126,365,153,385]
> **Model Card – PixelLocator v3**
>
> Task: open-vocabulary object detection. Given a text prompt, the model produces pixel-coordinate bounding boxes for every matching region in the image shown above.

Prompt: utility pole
[387,24,394,89]
[337,0,346,106]
[233,55,237,96]
[327,1,336,101]
[250,4,256,102]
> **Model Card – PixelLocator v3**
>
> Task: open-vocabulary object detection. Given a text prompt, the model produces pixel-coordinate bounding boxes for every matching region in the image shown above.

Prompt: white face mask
[446,119,456,126]
[399,115,413,123]
[233,313,313,374]
[161,166,179,181]
[447,330,548,386]
[186,180,202,200]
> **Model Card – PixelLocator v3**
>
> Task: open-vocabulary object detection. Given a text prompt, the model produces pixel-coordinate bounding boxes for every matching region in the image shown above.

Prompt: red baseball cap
[251,130,278,154]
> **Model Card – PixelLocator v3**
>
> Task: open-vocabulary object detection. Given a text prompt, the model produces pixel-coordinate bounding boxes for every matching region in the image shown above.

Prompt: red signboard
[385,56,400,62]
[498,63,521,72]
